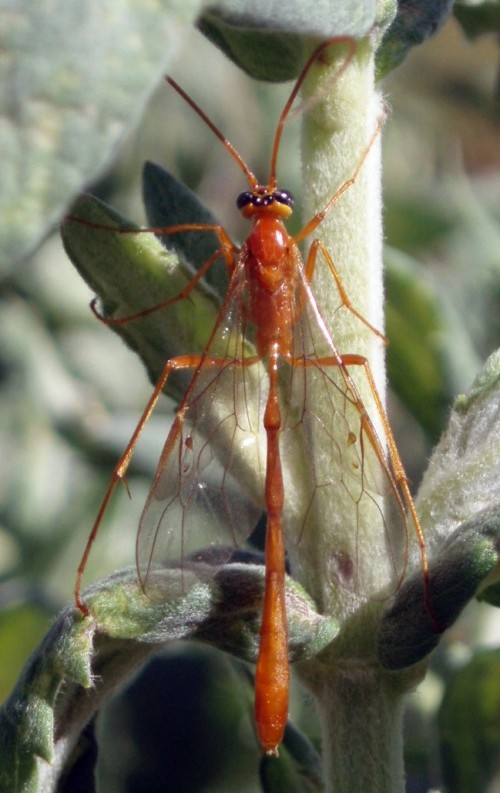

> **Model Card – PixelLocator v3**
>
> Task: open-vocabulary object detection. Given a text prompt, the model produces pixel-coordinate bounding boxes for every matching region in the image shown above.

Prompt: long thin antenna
[166,76,259,189]
[268,36,357,187]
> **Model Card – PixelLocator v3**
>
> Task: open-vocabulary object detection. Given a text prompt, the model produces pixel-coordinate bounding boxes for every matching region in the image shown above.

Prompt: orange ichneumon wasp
[65,35,430,755]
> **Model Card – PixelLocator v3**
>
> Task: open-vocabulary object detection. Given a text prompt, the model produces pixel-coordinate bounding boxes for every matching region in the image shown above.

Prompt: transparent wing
[137,250,414,611]
[277,265,411,610]
[137,259,266,594]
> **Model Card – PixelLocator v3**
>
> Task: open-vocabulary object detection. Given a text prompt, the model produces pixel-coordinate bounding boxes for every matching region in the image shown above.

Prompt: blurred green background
[1,10,499,792]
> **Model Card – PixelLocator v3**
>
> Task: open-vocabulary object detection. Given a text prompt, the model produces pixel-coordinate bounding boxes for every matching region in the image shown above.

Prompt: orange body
[244,215,301,752]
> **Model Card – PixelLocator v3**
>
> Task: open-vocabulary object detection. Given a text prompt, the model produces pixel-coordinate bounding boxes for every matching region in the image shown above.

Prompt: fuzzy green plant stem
[295,39,410,793]
[295,38,392,622]
[312,668,406,793]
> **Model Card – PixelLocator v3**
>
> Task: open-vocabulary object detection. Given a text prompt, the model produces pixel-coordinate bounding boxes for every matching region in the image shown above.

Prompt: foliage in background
[0,1,499,791]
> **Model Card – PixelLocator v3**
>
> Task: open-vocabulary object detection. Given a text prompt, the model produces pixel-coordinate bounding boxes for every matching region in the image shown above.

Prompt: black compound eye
[236,191,254,210]
[237,187,294,215]
[274,189,294,208]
